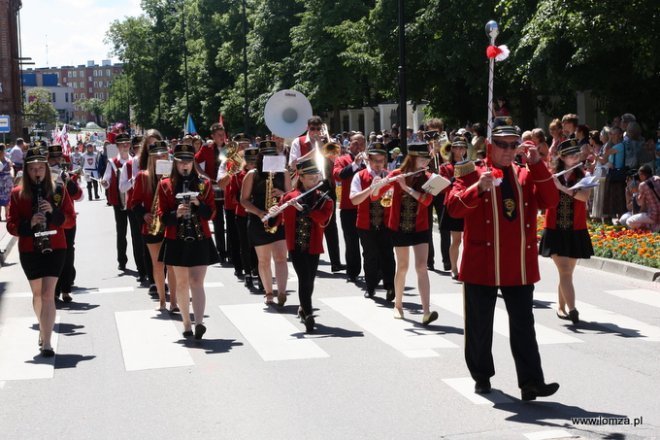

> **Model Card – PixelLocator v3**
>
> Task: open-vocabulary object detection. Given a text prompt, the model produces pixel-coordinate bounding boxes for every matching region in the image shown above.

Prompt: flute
[262,181,324,222]
[553,162,584,177]
[371,167,429,193]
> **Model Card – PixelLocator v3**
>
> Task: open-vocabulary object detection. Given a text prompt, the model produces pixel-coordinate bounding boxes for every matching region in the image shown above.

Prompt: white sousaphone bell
[264,89,313,139]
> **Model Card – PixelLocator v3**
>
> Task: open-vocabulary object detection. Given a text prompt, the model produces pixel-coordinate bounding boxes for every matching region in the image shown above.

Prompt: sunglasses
[493,140,520,150]
[308,126,322,131]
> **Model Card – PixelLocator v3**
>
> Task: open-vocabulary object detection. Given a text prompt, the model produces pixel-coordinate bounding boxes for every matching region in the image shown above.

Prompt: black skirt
[20,249,66,280]
[247,214,285,246]
[440,209,464,232]
[159,237,220,267]
[143,233,165,244]
[539,228,594,259]
[390,229,429,247]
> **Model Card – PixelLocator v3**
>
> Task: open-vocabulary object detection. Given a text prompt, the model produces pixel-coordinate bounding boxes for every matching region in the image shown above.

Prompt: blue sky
[20,0,143,68]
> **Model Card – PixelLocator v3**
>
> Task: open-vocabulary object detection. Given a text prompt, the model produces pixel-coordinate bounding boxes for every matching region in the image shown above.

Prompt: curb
[578,256,660,283]
[0,235,17,267]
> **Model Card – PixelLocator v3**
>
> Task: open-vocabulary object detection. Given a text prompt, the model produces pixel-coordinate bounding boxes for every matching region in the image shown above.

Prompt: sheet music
[262,155,286,173]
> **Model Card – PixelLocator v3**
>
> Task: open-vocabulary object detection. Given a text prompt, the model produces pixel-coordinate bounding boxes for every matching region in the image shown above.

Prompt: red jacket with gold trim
[333,153,363,210]
[156,175,216,240]
[129,171,158,236]
[277,188,334,254]
[231,170,248,217]
[7,184,75,253]
[372,169,434,233]
[447,160,559,286]
[353,168,391,230]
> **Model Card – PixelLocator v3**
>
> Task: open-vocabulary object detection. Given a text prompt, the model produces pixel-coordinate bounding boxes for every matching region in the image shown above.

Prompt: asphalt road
[1,194,659,440]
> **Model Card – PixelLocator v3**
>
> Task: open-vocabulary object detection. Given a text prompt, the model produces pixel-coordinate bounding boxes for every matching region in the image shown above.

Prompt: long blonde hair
[19,162,55,201]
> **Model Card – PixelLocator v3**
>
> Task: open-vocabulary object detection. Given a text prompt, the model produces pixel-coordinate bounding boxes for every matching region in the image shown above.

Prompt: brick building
[0,0,23,140]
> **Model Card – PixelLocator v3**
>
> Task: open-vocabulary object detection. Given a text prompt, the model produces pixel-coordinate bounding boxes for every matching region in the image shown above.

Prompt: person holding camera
[620,165,660,231]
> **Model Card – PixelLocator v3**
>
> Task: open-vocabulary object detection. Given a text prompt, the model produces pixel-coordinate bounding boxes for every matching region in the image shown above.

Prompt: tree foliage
[24,88,58,128]
[104,0,660,135]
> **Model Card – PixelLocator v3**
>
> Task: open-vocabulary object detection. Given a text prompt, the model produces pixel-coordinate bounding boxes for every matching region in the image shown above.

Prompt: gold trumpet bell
[321,141,341,159]
[380,188,394,207]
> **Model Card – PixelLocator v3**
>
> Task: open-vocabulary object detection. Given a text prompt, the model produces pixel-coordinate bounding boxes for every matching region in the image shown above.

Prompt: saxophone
[33,179,55,254]
[147,179,164,236]
[264,172,279,233]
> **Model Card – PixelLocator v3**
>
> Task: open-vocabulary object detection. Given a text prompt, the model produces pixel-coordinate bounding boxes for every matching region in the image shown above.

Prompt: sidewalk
[0,219,17,266]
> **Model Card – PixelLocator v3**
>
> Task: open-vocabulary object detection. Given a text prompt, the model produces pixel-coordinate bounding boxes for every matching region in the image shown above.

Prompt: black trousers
[236,216,257,276]
[213,199,227,259]
[290,250,320,316]
[340,209,361,278]
[113,206,129,266]
[463,283,545,388]
[87,179,99,199]
[225,208,242,273]
[324,194,341,267]
[358,228,395,291]
[127,209,147,279]
[427,195,450,268]
[55,226,76,295]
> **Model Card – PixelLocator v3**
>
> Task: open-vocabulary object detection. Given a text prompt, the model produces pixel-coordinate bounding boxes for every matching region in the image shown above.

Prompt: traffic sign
[0,115,10,133]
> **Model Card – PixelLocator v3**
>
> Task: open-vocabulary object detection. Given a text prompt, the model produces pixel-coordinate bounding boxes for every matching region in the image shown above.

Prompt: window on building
[106,69,111,77]
[67,71,71,78]
[52,93,56,102]
[89,88,92,93]
[65,93,68,102]
[88,76,92,82]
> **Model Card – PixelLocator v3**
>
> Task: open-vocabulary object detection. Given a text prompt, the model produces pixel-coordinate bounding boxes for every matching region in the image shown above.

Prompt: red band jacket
[156,175,216,240]
[276,188,334,254]
[194,143,220,181]
[106,157,130,207]
[352,168,391,231]
[129,171,159,236]
[447,160,559,286]
[543,175,588,231]
[231,170,248,217]
[372,169,434,233]
[333,153,363,210]
[7,183,75,253]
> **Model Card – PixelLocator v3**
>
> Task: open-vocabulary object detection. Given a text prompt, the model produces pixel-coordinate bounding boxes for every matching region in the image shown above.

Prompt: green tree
[24,88,58,128]
[76,97,105,125]
[103,73,132,123]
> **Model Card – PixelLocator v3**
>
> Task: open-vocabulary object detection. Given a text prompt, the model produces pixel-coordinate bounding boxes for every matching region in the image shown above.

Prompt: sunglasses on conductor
[492,140,520,150]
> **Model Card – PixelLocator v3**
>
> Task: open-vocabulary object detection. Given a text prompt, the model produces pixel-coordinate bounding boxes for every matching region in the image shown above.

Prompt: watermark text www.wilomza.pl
[572,416,643,427]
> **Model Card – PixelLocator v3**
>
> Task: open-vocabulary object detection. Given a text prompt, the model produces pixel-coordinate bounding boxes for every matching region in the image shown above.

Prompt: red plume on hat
[486,45,510,62]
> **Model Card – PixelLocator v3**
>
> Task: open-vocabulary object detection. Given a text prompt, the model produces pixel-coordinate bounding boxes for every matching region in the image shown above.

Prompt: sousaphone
[264,90,313,139]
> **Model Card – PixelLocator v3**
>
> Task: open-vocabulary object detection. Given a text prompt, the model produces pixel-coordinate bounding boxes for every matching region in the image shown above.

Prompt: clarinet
[33,179,54,254]
[177,172,202,241]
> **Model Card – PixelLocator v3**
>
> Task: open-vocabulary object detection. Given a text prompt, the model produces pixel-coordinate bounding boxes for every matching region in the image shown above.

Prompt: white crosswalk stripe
[534,292,660,342]
[4,283,224,299]
[523,430,576,440]
[605,288,660,309]
[442,377,514,405]
[0,316,60,381]
[220,303,329,361]
[430,293,583,345]
[114,310,194,371]
[321,296,458,358]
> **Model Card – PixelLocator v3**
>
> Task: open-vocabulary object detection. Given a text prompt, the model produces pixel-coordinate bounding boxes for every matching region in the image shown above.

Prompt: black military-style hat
[131,135,143,146]
[558,138,581,156]
[173,143,195,161]
[148,140,169,156]
[47,144,63,157]
[451,136,469,148]
[491,125,521,138]
[367,142,387,156]
[259,140,278,156]
[232,133,251,144]
[25,147,48,164]
[406,142,431,158]
[296,158,321,175]
[116,133,131,144]
[243,147,259,162]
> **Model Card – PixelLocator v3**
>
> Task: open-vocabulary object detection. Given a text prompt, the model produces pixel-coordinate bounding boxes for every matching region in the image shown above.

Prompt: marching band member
[349,142,395,301]
[129,141,178,312]
[273,159,333,333]
[7,147,75,357]
[102,133,147,282]
[540,139,594,324]
[195,123,228,263]
[425,126,451,272]
[120,130,163,293]
[240,140,292,305]
[47,144,83,303]
[288,116,324,167]
[439,136,468,280]
[372,142,439,326]
[82,143,100,200]
[447,125,560,400]
[333,133,367,282]
[218,134,250,279]
[230,147,260,290]
[157,143,219,339]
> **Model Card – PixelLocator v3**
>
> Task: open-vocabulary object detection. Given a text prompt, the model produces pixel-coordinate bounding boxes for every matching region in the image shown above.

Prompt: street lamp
[485,20,499,139]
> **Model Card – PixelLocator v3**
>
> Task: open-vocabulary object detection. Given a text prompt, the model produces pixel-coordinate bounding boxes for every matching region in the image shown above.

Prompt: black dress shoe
[427,264,435,271]
[234,270,244,279]
[194,323,207,340]
[40,348,55,358]
[148,284,158,297]
[521,382,559,401]
[244,275,253,289]
[474,379,491,394]
[364,289,375,298]
[182,330,194,338]
[347,275,358,283]
[118,263,126,271]
[385,288,395,302]
[304,315,315,333]
[61,293,73,303]
[443,263,451,271]
[331,264,346,273]
[568,309,580,325]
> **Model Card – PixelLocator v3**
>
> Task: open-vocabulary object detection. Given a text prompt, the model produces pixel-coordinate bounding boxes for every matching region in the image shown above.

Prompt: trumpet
[261,181,324,222]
